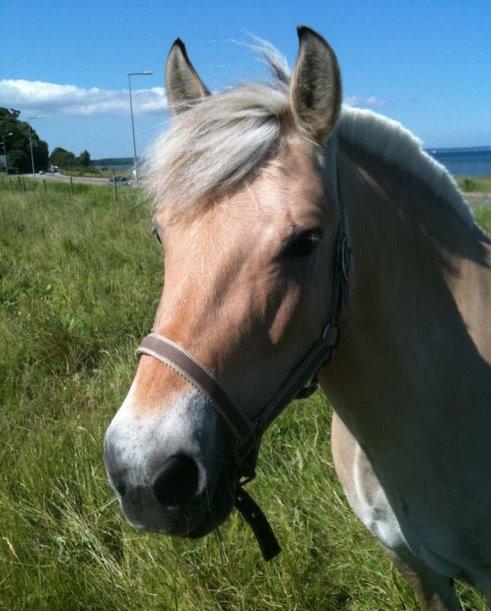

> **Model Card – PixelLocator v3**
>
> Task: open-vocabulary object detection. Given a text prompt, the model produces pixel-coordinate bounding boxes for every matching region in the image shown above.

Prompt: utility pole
[128,71,153,186]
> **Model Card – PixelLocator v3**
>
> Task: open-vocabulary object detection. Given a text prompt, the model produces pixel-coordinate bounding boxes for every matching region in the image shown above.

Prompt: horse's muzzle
[103,402,235,537]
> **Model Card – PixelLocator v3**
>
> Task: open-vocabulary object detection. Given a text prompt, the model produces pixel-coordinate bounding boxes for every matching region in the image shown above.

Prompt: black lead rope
[234,485,281,561]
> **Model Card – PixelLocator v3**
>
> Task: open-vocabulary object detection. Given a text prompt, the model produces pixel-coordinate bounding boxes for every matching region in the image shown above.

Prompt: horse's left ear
[290,26,342,143]
[165,38,210,115]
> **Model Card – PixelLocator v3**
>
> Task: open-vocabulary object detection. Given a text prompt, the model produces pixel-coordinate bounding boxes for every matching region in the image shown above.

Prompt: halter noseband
[137,195,350,561]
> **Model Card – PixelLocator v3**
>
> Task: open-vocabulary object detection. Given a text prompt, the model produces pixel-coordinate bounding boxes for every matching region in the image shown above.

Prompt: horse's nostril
[152,454,200,508]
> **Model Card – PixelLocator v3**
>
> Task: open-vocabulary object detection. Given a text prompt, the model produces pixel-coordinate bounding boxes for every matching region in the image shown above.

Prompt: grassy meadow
[0,180,489,610]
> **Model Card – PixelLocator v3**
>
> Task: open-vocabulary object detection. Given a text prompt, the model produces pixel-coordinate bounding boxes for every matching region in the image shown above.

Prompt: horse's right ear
[165,39,210,115]
[290,26,341,143]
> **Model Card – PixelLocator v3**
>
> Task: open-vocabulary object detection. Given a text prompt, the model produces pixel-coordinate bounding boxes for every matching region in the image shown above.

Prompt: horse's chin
[127,491,234,539]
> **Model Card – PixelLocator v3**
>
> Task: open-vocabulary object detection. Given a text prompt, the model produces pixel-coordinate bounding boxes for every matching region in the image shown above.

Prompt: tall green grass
[0,182,488,610]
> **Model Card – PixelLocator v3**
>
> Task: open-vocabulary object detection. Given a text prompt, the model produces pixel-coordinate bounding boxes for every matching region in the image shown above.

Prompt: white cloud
[345,95,386,108]
[0,77,386,117]
[0,79,167,116]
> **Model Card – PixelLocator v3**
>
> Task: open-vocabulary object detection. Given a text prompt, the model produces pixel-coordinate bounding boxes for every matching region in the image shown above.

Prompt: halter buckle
[294,376,319,400]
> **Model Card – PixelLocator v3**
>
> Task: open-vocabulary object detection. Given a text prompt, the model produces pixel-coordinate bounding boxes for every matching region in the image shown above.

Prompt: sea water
[427,147,491,176]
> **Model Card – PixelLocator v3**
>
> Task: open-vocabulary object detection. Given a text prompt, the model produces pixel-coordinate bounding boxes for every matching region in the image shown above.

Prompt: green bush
[461,177,479,192]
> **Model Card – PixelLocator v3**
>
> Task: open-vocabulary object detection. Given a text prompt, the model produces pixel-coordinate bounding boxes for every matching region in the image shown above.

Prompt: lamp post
[1,132,13,174]
[128,71,153,185]
[28,116,42,177]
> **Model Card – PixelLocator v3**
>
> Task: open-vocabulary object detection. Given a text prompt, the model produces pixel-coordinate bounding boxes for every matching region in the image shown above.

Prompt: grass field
[0,180,489,610]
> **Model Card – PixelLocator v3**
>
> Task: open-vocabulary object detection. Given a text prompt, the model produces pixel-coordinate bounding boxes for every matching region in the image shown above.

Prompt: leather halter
[137,196,350,561]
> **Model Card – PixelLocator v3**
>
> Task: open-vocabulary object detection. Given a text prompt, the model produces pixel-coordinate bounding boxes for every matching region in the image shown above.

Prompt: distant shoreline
[425,146,491,154]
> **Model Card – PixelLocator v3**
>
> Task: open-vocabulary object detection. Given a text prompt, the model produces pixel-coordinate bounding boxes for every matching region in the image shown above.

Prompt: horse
[103,27,491,610]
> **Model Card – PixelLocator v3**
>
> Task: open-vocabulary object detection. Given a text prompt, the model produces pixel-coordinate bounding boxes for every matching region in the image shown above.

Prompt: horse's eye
[282,229,323,259]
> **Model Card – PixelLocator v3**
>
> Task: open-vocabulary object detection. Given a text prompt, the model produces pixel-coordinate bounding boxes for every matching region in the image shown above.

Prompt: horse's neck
[322,139,491,564]
[322,138,491,448]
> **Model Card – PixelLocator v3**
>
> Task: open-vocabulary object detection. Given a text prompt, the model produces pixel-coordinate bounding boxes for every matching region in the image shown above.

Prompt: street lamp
[28,116,42,177]
[1,132,13,174]
[128,71,153,185]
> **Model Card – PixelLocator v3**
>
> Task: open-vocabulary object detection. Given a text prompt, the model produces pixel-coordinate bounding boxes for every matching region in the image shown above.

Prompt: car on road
[108,175,130,186]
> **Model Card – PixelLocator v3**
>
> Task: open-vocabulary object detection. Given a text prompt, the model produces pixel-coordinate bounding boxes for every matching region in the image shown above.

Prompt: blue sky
[1,1,490,157]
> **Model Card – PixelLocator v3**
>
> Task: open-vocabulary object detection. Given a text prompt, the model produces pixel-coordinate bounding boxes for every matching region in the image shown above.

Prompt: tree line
[50,147,91,170]
[0,108,91,174]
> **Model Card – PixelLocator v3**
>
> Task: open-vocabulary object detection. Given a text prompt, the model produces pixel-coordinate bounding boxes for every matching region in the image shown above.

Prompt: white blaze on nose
[104,383,218,493]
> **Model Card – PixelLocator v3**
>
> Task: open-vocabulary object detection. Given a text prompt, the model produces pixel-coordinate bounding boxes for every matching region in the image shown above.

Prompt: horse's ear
[290,26,341,143]
[165,38,210,115]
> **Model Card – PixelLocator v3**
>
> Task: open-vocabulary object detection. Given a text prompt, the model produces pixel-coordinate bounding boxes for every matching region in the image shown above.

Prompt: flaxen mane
[144,44,473,226]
